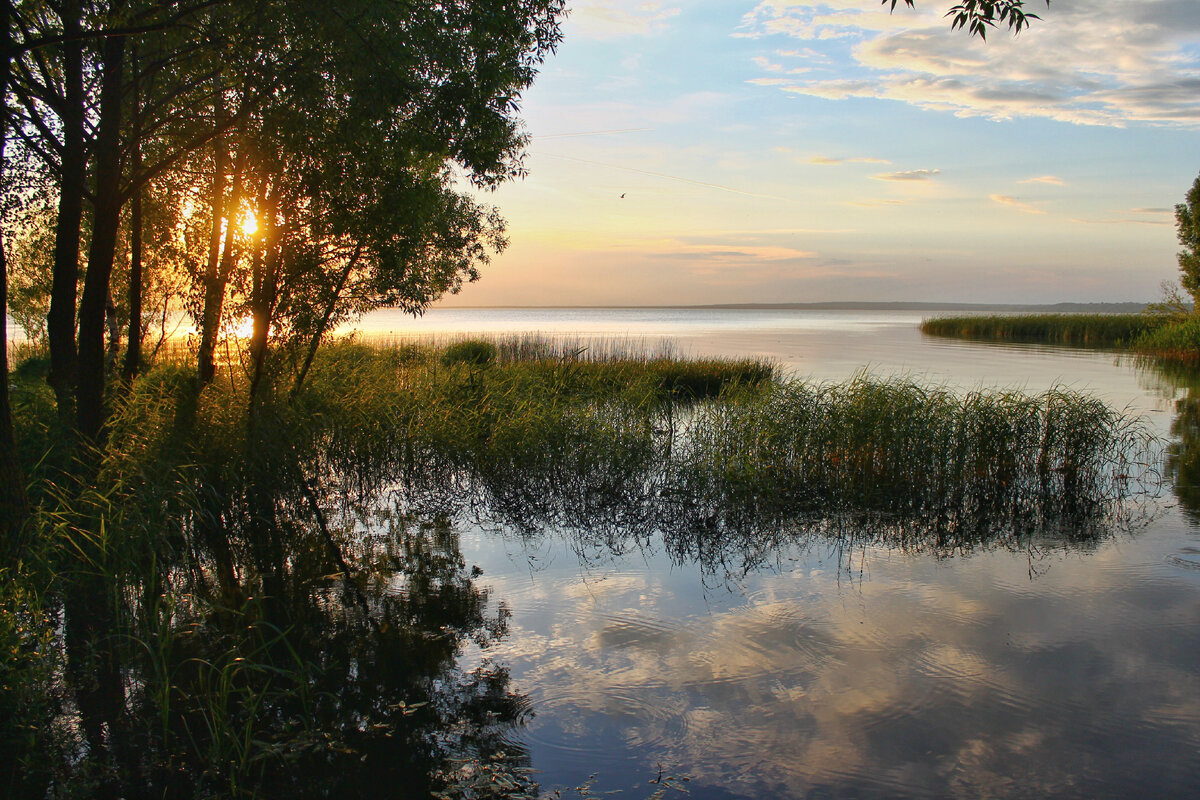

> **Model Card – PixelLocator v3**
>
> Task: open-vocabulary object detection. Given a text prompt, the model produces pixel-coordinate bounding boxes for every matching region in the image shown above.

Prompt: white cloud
[1019,175,1066,186]
[809,155,891,165]
[990,193,1047,214]
[1069,216,1171,226]
[848,198,908,207]
[646,240,818,261]
[873,168,940,181]
[738,0,1200,126]
[572,1,682,39]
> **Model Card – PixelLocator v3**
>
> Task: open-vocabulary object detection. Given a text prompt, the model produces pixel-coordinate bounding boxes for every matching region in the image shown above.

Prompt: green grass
[920,313,1169,347]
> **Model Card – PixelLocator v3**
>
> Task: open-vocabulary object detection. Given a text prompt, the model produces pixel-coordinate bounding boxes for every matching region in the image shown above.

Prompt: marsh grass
[1134,315,1200,365]
[919,311,1200,369]
[668,377,1148,527]
[920,313,1168,347]
[0,334,1160,798]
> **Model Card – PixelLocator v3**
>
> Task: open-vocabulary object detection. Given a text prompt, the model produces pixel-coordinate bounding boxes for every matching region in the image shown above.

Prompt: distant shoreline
[434,301,1151,313]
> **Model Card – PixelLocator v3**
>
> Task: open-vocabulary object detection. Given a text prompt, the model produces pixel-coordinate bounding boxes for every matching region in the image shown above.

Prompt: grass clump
[441,338,497,367]
[920,313,1168,347]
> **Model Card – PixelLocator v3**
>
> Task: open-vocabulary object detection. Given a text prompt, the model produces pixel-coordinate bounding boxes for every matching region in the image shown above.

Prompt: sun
[241,210,259,236]
[232,316,255,339]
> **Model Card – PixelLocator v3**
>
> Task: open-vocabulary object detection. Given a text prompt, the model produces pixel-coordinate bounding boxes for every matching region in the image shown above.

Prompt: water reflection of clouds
[470,532,1200,798]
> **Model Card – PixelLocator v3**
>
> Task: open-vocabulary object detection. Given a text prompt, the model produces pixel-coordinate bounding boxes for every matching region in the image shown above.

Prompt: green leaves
[1176,173,1200,305]
[883,0,1049,39]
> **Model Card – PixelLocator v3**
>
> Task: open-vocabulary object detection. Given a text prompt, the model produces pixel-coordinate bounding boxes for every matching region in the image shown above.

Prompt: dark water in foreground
[357,308,1200,799]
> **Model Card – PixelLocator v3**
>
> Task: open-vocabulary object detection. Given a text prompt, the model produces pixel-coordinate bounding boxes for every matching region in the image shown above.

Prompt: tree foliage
[1176,173,1200,307]
[886,0,1049,39]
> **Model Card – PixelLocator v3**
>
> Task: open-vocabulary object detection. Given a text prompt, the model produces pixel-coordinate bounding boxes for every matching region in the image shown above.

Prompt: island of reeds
[919,309,1200,366]
[919,313,1169,348]
[1,334,1158,797]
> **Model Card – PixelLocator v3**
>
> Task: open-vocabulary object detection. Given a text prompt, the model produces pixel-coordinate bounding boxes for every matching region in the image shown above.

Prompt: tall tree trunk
[122,44,143,384]
[104,290,119,367]
[122,183,143,382]
[290,245,362,401]
[196,116,240,386]
[46,0,85,422]
[247,187,278,410]
[76,31,126,442]
[1,0,30,558]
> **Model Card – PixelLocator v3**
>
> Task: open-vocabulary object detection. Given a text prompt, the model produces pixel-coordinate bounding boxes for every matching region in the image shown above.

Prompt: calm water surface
[357,308,1200,799]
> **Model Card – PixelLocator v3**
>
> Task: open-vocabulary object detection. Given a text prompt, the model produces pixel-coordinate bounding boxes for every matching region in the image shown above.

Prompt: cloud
[1069,217,1171,226]
[1130,207,1174,214]
[809,155,892,165]
[649,242,818,262]
[848,199,908,207]
[777,47,831,63]
[738,0,1200,126]
[752,55,785,72]
[572,0,682,39]
[872,168,940,181]
[1019,175,1066,186]
[990,194,1046,215]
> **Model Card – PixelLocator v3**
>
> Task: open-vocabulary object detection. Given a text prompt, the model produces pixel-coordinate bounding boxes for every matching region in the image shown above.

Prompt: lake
[349,307,1200,799]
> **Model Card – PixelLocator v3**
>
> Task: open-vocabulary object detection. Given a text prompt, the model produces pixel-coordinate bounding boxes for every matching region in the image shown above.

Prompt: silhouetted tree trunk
[76,27,126,441]
[122,44,144,384]
[196,110,244,386]
[248,186,279,409]
[122,178,143,382]
[291,245,362,400]
[1,0,29,559]
[46,0,85,422]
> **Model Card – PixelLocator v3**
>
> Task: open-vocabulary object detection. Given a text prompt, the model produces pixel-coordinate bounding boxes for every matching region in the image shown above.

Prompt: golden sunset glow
[241,210,259,236]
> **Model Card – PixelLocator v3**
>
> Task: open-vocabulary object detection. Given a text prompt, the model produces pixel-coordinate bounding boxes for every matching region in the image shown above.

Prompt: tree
[1176,173,1200,307]
[178,0,565,403]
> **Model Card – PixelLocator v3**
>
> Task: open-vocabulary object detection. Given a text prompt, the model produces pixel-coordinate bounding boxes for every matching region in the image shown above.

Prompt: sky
[437,0,1200,307]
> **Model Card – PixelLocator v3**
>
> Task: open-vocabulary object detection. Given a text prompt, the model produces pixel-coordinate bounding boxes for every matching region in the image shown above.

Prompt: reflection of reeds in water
[455,380,1154,572]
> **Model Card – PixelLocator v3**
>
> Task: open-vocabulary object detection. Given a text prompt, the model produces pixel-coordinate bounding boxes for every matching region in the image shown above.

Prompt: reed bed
[667,377,1148,523]
[292,341,1157,554]
[1134,314,1200,365]
[920,313,1167,347]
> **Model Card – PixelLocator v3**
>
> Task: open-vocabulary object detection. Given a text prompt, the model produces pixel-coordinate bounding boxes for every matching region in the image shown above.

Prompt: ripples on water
[358,308,1200,799]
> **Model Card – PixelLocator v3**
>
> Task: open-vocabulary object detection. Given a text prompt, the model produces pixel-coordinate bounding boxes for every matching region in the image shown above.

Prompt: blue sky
[443,0,1200,306]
